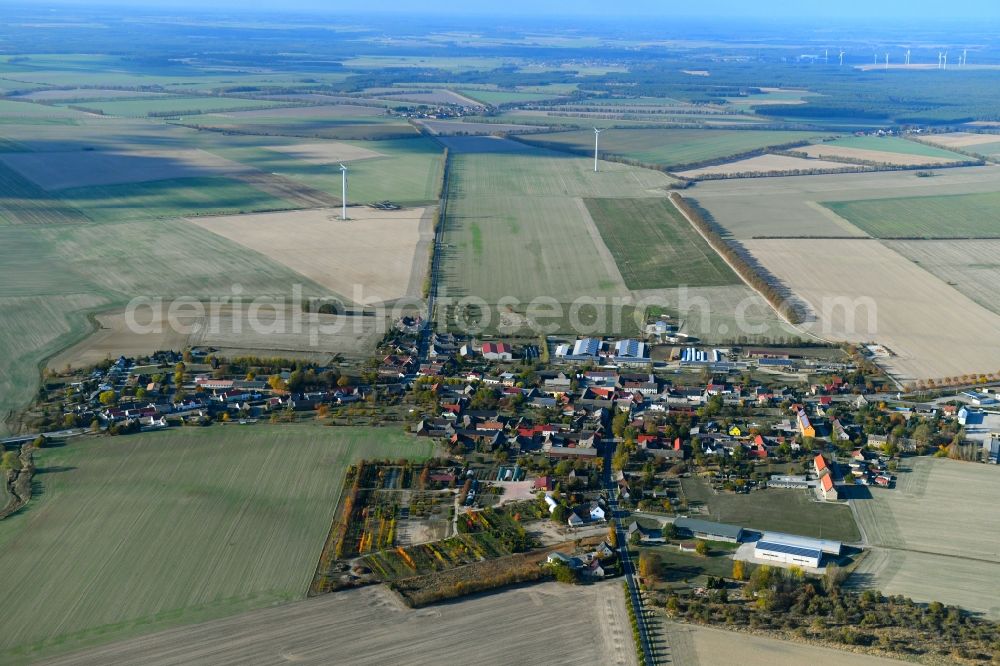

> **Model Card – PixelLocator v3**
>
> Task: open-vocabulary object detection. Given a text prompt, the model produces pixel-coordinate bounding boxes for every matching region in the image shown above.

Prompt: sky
[33,0,1000,20]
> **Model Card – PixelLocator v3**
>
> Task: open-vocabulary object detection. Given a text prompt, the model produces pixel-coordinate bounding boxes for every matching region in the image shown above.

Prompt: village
[9,315,999,552]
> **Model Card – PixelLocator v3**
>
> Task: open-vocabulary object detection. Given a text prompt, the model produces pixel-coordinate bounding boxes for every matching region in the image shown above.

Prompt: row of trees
[669,193,806,324]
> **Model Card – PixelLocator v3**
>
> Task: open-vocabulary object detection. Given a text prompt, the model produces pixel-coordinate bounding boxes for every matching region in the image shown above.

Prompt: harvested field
[886,239,1000,315]
[584,197,738,290]
[0,149,250,191]
[657,621,901,666]
[516,128,830,169]
[17,89,169,102]
[380,89,483,106]
[794,143,961,166]
[740,238,1000,382]
[0,426,433,662]
[43,582,635,666]
[822,135,969,159]
[264,141,384,164]
[415,119,545,135]
[690,165,1000,239]
[678,153,860,178]
[188,206,434,305]
[825,190,1000,238]
[919,131,1000,149]
[848,458,1000,618]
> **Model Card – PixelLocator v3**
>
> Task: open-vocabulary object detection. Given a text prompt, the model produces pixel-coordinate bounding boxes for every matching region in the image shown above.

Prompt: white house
[568,512,585,528]
[589,504,607,522]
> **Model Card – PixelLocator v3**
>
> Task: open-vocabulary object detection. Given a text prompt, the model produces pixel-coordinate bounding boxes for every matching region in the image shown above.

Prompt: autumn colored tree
[732,559,746,581]
[607,520,618,548]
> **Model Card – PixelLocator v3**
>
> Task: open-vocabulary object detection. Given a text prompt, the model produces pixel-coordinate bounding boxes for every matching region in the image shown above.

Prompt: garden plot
[0,148,250,190]
[187,206,434,305]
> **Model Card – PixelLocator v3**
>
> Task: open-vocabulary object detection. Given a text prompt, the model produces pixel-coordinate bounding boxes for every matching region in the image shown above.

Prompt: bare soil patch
[920,131,1000,148]
[678,153,859,178]
[187,206,434,305]
[793,144,959,166]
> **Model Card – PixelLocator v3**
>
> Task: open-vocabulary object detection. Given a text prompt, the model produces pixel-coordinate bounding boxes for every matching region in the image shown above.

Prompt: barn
[673,517,744,543]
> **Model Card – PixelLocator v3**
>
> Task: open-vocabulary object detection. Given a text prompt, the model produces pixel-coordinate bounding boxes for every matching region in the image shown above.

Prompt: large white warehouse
[753,532,843,569]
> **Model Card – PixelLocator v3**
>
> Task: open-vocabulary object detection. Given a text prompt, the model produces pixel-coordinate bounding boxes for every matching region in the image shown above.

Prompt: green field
[0,425,434,661]
[682,479,861,542]
[440,145,674,319]
[59,96,289,118]
[60,177,298,223]
[457,89,566,105]
[825,190,1000,238]
[217,137,446,206]
[517,128,831,169]
[584,197,738,290]
[0,218,332,434]
[0,161,91,225]
[822,135,967,160]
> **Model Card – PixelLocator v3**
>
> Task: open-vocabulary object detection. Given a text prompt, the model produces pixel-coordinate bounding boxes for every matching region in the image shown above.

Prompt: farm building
[482,342,513,361]
[674,517,744,543]
[754,531,842,569]
[768,474,812,489]
[613,339,649,365]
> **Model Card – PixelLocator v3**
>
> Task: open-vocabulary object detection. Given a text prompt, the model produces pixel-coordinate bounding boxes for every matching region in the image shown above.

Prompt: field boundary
[667,193,809,327]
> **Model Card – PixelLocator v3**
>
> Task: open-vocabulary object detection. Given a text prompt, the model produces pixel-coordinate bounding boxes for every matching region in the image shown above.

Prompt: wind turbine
[905,49,911,66]
[839,50,845,66]
[943,52,948,70]
[339,163,348,220]
[825,49,829,64]
[593,127,602,173]
[937,52,943,69]
[963,48,968,66]
[885,53,889,70]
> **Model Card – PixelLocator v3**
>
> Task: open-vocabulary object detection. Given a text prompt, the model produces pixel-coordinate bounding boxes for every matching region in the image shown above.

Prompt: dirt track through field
[43,582,636,666]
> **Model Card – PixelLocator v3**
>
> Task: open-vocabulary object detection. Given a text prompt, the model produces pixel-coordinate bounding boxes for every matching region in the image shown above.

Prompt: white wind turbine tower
[905,49,911,66]
[937,52,943,69]
[963,48,968,66]
[943,52,948,70]
[885,53,889,70]
[839,50,845,66]
[339,163,348,220]
[825,49,829,64]
[593,127,602,173]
